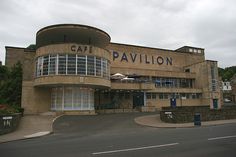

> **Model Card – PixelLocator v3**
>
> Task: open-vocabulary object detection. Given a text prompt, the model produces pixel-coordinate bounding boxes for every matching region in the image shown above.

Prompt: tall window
[51,87,94,111]
[56,87,63,110]
[96,57,101,76]
[58,55,67,74]
[51,88,57,110]
[73,88,81,109]
[87,56,95,75]
[35,60,38,77]
[35,54,110,79]
[64,87,73,109]
[102,58,107,78]
[49,55,56,75]
[211,66,217,91]
[42,56,49,75]
[159,93,164,99]
[67,55,76,74]
[77,55,86,75]
[36,57,43,76]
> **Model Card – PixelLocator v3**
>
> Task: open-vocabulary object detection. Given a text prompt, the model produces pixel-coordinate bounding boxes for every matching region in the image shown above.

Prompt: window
[51,87,94,111]
[119,92,124,98]
[49,55,56,75]
[35,60,38,77]
[56,87,63,110]
[170,93,175,98]
[96,57,101,76]
[158,93,181,100]
[165,79,173,87]
[125,92,130,99]
[58,55,67,74]
[64,87,73,109]
[146,93,151,99]
[175,93,180,99]
[185,69,190,73]
[49,55,57,74]
[77,55,86,75]
[173,79,178,88]
[67,55,76,74]
[87,56,95,75]
[159,93,164,99]
[43,56,49,75]
[104,92,109,99]
[36,54,109,79]
[152,93,156,99]
[211,66,217,91]
[196,93,202,99]
[73,88,81,109]
[154,78,161,87]
[192,93,197,99]
[81,88,89,110]
[164,93,169,99]
[51,88,57,110]
[181,93,186,99]
[107,62,110,79]
[36,57,43,77]
[102,58,108,78]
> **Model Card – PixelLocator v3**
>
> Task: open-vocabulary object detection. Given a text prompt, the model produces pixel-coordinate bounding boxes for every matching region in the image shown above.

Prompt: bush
[0,104,24,115]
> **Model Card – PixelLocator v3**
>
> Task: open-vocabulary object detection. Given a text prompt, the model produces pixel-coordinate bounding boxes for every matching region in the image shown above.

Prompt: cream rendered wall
[22,81,51,114]
[107,43,205,73]
[185,60,222,108]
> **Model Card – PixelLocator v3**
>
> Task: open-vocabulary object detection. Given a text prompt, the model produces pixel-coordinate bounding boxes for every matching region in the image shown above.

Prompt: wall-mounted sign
[113,51,173,65]
[71,45,91,53]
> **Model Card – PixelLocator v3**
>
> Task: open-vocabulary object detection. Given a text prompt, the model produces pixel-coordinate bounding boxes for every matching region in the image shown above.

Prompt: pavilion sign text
[113,51,173,65]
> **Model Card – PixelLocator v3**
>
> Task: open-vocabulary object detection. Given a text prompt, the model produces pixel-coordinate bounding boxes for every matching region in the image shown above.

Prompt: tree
[27,44,36,50]
[0,65,9,82]
[0,62,22,106]
[218,66,236,81]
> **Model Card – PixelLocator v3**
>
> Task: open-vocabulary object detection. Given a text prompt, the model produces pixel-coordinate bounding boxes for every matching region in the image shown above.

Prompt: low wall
[0,113,21,135]
[160,106,236,123]
[96,108,138,114]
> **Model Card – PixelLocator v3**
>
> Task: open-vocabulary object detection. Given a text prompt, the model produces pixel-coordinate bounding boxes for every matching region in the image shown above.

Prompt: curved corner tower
[34,24,111,111]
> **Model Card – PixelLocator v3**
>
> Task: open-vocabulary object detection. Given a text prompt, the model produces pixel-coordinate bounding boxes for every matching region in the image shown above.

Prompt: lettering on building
[113,51,173,65]
[71,45,91,53]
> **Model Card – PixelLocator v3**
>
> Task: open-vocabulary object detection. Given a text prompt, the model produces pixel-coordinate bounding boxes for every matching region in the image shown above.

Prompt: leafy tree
[0,62,22,106]
[0,65,9,82]
[27,44,36,50]
[218,66,236,81]
[218,67,224,79]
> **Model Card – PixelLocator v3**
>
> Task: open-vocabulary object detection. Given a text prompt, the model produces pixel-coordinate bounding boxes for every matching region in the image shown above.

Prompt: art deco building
[5,24,221,114]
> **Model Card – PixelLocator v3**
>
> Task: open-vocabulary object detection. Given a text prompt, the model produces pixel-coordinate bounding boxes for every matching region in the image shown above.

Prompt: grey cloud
[0,0,235,68]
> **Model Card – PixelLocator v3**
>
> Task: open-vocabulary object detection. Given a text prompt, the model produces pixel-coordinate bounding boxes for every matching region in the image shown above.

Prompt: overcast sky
[0,0,235,68]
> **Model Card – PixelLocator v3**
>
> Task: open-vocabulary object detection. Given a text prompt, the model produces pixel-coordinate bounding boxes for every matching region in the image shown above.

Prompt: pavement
[0,114,55,143]
[1,113,236,143]
[134,114,236,128]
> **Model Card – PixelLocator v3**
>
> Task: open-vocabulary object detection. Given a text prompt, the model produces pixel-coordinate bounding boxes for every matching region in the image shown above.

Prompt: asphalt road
[1,113,236,157]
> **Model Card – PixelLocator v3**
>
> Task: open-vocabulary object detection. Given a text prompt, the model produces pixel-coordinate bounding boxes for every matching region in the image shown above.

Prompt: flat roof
[36,24,111,49]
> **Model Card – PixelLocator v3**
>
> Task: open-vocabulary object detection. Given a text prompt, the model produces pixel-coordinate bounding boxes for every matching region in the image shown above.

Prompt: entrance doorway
[213,99,218,109]
[133,92,144,108]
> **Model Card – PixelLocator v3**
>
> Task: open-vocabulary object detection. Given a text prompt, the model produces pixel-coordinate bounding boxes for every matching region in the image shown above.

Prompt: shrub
[0,104,24,115]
